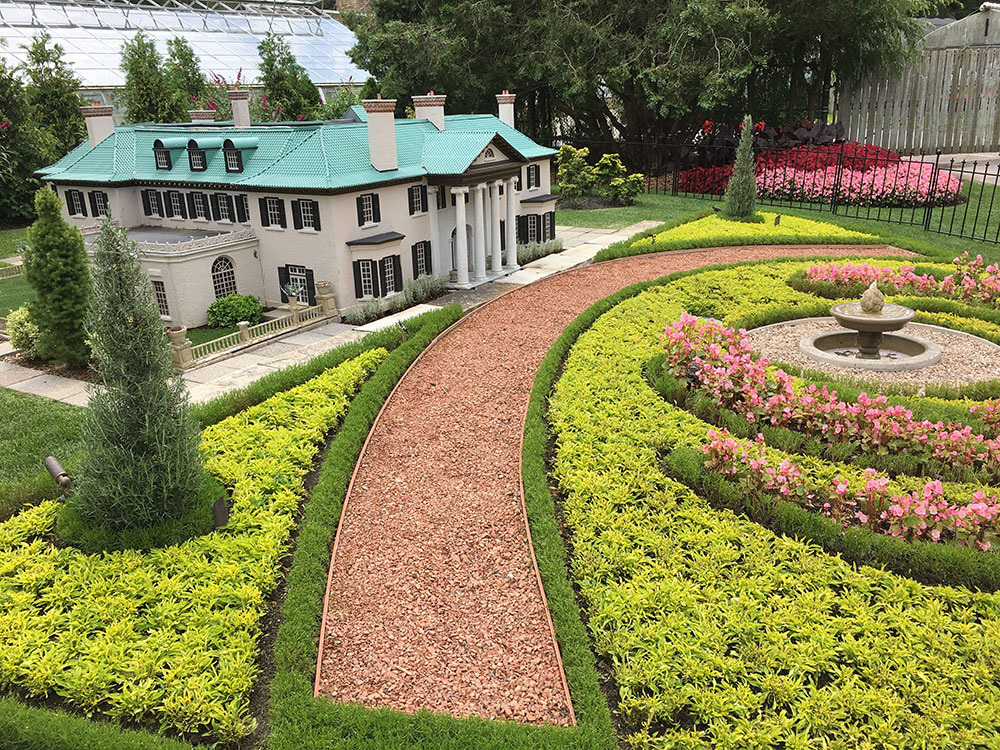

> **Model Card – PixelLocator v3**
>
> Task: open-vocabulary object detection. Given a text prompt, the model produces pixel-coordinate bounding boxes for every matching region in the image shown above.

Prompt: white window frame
[191,193,208,220]
[238,195,250,224]
[361,193,375,225]
[266,197,283,228]
[211,256,237,299]
[225,150,241,172]
[189,149,206,171]
[170,191,184,218]
[299,199,316,230]
[287,264,308,301]
[415,240,429,277]
[151,279,169,317]
[409,186,425,214]
[527,214,539,243]
[359,260,375,298]
[155,150,171,170]
[383,257,396,295]
[93,191,108,217]
[69,190,84,216]
[147,190,161,218]
[528,164,540,190]
[217,195,231,222]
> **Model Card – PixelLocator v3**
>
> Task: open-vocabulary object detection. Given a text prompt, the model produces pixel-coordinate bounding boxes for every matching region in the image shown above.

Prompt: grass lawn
[0,274,34,317]
[558,191,1000,264]
[0,227,27,259]
[0,389,83,519]
[186,325,239,346]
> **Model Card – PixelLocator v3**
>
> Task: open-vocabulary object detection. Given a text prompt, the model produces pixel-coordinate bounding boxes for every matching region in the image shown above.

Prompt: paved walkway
[1,223,658,407]
[314,242,911,725]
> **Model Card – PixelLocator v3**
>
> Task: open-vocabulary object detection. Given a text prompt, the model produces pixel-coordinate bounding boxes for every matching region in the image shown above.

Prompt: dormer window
[189,148,207,171]
[155,149,172,170]
[224,149,243,173]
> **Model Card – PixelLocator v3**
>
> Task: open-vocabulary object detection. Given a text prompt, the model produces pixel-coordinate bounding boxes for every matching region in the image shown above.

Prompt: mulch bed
[315,243,914,727]
[0,351,95,382]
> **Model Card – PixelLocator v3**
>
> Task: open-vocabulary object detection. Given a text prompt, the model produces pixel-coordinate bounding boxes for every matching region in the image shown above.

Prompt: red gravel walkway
[315,244,913,725]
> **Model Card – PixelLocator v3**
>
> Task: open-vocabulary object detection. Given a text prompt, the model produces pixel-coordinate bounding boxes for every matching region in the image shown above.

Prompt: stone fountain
[799,282,942,371]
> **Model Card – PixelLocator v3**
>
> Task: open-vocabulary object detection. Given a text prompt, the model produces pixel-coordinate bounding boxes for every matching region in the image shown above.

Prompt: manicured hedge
[547,260,1000,748]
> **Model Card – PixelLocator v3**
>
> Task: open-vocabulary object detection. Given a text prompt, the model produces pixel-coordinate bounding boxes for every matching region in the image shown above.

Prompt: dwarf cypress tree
[24,187,91,366]
[721,114,758,221]
[70,215,202,532]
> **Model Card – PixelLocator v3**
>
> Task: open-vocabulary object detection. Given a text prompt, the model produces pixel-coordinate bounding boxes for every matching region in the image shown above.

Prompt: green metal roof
[40,114,555,191]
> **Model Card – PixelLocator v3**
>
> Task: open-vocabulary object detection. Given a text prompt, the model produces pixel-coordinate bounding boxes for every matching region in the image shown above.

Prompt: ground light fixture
[44,455,71,499]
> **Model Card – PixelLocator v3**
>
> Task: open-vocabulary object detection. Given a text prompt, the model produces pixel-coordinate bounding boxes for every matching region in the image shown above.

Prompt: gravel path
[314,243,912,726]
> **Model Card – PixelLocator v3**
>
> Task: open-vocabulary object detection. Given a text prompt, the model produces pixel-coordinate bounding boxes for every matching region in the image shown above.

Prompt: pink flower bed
[805,252,1000,309]
[661,313,1000,548]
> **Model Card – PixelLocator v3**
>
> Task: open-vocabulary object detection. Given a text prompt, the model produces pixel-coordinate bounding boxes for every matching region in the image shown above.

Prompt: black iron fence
[548,138,1000,244]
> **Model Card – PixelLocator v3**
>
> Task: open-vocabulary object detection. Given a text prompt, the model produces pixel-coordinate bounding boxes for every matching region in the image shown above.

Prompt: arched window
[211,256,236,299]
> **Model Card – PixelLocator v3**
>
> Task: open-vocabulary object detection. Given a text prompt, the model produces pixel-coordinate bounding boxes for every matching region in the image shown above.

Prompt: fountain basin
[800,329,942,371]
[829,301,917,360]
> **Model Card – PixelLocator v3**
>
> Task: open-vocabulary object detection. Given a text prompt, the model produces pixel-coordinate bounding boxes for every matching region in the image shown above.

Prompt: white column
[484,189,493,268]
[452,187,470,285]
[428,185,442,276]
[490,180,503,274]
[504,176,518,269]
[472,183,487,281]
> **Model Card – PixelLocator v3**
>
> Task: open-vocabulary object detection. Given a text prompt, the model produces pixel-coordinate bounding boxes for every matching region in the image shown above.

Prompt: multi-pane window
[145,190,161,217]
[527,214,539,243]
[360,193,375,224]
[514,171,522,191]
[170,192,184,217]
[151,280,169,316]
[527,164,540,189]
[69,190,84,216]
[189,149,206,171]
[288,265,309,301]
[155,149,171,170]
[191,193,208,219]
[92,191,108,217]
[436,188,447,210]
[217,195,231,222]
[211,256,236,299]
[359,260,375,297]
[383,258,396,295]
[224,150,242,172]
[413,240,431,277]
[408,185,425,214]
[299,200,316,229]
[266,197,283,227]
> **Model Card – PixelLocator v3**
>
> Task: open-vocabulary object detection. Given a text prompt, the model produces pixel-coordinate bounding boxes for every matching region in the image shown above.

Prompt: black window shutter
[377,258,387,298]
[451,193,456,207]
[141,190,151,216]
[65,191,75,215]
[411,243,420,279]
[186,193,197,218]
[88,192,98,216]
[517,215,528,244]
[407,187,415,216]
[353,260,363,298]
[419,185,428,212]
[276,199,287,228]
[549,212,556,240]
[225,195,235,221]
[392,255,402,292]
[304,268,316,305]
[438,188,447,210]
[258,197,270,227]
[235,195,247,223]
[291,199,302,230]
[155,192,165,216]
[77,191,87,217]
[372,194,381,223]
[277,265,290,302]
[310,201,321,231]
[500,220,506,250]
[177,192,187,219]
[209,193,221,221]
[164,192,175,218]
[356,196,365,226]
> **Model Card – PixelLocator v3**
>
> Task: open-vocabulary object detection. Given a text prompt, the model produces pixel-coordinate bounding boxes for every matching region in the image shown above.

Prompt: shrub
[343,297,382,326]
[206,292,263,327]
[517,238,564,265]
[721,114,758,220]
[388,273,446,313]
[6,305,39,358]
[24,187,91,366]
[555,144,595,202]
[67,216,203,535]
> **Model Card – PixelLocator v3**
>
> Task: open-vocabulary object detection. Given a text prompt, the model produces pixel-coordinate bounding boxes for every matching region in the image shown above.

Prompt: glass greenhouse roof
[0,1,367,88]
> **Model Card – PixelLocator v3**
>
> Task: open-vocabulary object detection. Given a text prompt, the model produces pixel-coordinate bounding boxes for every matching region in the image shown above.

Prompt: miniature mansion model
[39,90,557,326]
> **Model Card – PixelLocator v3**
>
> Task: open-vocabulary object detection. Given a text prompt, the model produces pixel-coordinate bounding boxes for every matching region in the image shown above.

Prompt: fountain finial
[860,281,884,314]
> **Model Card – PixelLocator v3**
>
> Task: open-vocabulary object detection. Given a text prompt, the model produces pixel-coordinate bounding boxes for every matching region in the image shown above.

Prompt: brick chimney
[81,105,115,148]
[413,91,446,131]
[228,89,251,129]
[188,109,215,122]
[496,90,516,128]
[362,95,398,172]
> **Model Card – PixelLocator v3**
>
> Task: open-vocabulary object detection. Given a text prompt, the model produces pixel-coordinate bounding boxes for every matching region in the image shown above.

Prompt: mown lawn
[0,275,34,317]
[0,227,28,259]
[186,325,239,346]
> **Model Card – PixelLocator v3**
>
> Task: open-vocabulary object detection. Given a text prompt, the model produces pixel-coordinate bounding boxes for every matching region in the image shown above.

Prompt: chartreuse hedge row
[0,305,463,750]
[547,260,1000,749]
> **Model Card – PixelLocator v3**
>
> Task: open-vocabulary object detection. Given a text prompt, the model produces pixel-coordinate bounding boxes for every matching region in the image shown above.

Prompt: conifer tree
[71,215,202,532]
[21,32,85,156]
[721,114,758,221]
[120,31,186,123]
[24,187,91,366]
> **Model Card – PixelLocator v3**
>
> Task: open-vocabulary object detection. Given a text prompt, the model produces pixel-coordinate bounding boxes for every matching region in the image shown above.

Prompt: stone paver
[0,361,39,387]
[9,374,87,401]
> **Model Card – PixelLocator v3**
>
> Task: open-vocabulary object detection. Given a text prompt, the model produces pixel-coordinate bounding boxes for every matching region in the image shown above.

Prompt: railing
[0,265,23,280]
[137,227,256,254]
[176,301,331,369]
[549,137,1000,244]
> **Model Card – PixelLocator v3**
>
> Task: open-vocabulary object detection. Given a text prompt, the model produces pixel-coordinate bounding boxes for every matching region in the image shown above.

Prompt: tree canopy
[119,31,187,123]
